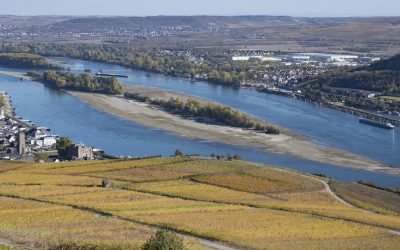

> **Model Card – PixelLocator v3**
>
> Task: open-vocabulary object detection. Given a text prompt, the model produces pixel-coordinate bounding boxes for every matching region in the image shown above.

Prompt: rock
[101,179,112,188]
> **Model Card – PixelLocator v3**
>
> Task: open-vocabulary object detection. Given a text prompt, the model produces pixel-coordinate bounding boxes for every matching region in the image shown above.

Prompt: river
[0,58,399,187]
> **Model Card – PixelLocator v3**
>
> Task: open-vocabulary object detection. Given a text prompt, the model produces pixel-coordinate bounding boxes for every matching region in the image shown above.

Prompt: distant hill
[38,16,306,33]
[366,54,400,71]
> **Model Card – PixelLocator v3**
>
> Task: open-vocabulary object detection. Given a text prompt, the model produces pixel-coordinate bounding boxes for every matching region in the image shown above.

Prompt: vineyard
[0,157,399,249]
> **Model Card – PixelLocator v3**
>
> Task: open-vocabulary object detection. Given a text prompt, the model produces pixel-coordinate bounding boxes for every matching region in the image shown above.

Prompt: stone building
[65,144,94,160]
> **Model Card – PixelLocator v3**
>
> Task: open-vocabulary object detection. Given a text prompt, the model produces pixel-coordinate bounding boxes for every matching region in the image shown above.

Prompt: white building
[291,55,311,62]
[260,57,282,62]
[232,56,250,61]
[42,136,57,147]
[232,55,281,62]
[0,108,5,120]
[292,53,358,62]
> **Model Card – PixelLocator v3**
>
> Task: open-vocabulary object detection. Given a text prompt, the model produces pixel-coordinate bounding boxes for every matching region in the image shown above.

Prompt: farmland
[380,96,400,102]
[330,181,400,215]
[0,157,399,249]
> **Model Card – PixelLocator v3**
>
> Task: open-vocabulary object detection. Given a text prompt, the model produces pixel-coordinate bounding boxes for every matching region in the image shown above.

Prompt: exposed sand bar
[1,70,399,174]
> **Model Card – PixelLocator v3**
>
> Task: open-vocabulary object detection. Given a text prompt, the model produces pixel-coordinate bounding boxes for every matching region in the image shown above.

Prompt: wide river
[0,58,399,187]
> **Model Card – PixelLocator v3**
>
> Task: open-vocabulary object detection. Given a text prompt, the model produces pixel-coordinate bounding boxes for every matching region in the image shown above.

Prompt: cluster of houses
[0,108,58,160]
[0,94,96,161]
[226,51,383,94]
[241,66,325,89]
[230,51,380,67]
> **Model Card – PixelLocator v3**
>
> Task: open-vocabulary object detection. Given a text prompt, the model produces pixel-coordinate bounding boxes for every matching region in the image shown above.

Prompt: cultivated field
[330,181,400,215]
[0,157,399,249]
[380,96,400,102]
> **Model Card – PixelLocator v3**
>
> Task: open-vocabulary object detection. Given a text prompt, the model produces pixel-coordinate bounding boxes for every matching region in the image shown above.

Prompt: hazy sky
[1,0,399,17]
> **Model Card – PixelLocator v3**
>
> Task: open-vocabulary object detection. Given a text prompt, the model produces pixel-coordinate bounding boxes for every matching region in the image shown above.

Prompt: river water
[0,58,398,187]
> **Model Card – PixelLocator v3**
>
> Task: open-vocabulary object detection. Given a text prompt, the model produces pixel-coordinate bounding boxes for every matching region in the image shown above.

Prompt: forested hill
[303,54,400,94]
[364,54,400,71]
[309,70,399,93]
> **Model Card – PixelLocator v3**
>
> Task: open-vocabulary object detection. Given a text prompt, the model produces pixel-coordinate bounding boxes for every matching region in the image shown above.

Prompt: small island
[27,70,123,95]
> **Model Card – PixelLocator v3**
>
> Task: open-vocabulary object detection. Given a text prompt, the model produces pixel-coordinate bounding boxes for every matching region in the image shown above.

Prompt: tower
[18,132,26,155]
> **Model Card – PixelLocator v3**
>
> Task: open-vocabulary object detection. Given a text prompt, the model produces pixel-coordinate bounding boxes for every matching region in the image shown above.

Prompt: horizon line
[0,14,399,18]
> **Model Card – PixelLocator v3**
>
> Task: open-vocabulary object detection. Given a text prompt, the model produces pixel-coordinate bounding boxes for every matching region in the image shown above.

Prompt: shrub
[142,230,185,250]
[233,154,241,160]
[174,149,183,157]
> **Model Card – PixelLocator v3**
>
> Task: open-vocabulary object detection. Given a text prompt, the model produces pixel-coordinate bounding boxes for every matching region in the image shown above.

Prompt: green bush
[142,230,185,250]
[174,149,183,157]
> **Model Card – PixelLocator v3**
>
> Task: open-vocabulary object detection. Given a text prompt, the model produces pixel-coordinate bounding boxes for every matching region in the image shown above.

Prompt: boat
[95,72,129,78]
[359,117,395,129]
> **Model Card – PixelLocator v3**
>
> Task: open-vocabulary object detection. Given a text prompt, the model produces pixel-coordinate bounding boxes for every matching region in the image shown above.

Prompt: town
[0,91,98,161]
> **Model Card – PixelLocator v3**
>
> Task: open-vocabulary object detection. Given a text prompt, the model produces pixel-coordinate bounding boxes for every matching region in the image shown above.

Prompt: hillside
[366,54,400,71]
[301,53,400,107]
[311,70,400,94]
[0,158,399,249]
[2,16,400,54]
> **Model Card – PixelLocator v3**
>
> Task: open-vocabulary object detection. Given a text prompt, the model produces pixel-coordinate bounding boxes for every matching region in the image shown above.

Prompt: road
[268,166,353,206]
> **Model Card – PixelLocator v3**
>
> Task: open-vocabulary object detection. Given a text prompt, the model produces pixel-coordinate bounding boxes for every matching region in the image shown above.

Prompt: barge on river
[359,118,395,129]
[95,72,129,78]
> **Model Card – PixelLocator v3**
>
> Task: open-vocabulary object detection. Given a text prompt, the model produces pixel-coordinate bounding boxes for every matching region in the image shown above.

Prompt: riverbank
[0,71,36,81]
[1,70,399,174]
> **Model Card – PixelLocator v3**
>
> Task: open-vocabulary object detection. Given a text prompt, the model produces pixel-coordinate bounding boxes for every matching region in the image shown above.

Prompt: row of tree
[124,92,280,134]
[41,71,123,94]
[0,53,60,69]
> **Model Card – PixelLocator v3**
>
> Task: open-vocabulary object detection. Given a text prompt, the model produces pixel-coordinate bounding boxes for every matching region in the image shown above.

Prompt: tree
[142,230,186,250]
[56,137,72,157]
[233,154,241,160]
[174,149,183,157]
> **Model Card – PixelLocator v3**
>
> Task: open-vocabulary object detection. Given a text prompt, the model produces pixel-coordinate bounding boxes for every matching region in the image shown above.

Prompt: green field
[380,96,400,102]
[0,157,399,249]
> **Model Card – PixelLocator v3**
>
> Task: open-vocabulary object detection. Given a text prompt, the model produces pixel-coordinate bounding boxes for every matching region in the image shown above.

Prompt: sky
[0,0,399,17]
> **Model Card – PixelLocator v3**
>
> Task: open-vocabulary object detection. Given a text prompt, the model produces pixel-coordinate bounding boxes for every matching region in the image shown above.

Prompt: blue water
[53,58,400,169]
[0,61,399,187]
